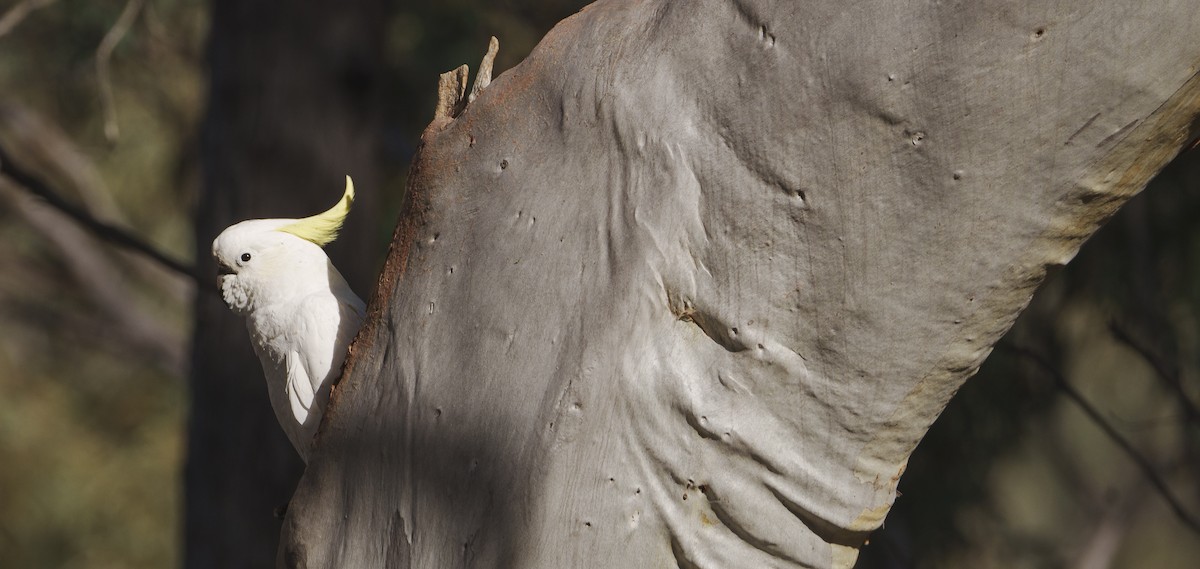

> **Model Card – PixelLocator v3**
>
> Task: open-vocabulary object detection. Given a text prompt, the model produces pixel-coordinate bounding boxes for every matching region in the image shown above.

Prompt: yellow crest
[278,176,355,247]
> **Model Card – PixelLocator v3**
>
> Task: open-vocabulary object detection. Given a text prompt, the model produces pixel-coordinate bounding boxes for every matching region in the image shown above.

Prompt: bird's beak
[216,264,235,289]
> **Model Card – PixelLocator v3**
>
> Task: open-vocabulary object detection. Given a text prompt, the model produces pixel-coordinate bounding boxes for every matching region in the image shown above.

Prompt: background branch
[1109,319,1200,425]
[96,0,145,142]
[0,0,57,39]
[1003,343,1200,535]
[0,141,202,284]
[0,177,186,375]
[0,100,193,305]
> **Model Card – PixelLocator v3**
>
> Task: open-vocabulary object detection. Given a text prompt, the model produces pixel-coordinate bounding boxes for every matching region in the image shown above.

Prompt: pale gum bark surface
[280,1,1200,567]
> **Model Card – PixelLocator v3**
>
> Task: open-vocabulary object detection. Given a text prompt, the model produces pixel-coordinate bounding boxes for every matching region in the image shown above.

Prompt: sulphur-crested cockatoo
[212,176,366,461]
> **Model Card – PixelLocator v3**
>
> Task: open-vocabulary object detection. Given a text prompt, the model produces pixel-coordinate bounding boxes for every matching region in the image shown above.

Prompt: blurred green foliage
[0,1,205,567]
[0,0,1196,567]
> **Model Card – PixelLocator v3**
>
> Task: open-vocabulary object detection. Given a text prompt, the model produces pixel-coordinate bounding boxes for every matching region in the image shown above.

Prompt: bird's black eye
[240,253,252,263]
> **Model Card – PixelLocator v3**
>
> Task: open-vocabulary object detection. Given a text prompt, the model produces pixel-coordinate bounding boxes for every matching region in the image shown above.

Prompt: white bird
[212,176,366,461]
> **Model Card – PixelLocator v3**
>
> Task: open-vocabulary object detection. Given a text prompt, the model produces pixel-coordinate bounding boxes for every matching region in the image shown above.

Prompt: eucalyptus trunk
[283,0,1200,567]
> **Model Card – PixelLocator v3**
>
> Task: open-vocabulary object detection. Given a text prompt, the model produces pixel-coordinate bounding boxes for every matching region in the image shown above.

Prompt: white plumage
[212,177,365,461]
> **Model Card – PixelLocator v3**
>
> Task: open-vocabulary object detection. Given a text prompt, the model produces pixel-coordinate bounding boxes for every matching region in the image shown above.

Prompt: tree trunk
[188,1,387,567]
[282,1,1200,567]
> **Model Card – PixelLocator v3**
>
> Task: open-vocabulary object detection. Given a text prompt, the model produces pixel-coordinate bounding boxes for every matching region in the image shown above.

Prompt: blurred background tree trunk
[188,0,388,567]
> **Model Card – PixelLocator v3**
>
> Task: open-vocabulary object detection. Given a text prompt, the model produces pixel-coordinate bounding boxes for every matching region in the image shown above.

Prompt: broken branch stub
[434,36,501,122]
[433,63,468,121]
[469,36,500,104]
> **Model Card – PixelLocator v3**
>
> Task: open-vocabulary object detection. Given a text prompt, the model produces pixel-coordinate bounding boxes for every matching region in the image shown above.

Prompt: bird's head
[212,176,355,314]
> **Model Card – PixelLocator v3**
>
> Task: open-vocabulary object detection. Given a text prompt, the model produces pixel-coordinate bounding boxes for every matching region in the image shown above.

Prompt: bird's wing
[285,293,363,425]
[284,349,315,424]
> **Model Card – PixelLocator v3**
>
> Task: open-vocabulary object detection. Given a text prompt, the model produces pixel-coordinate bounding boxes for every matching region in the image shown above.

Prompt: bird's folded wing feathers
[284,349,315,424]
[285,294,360,425]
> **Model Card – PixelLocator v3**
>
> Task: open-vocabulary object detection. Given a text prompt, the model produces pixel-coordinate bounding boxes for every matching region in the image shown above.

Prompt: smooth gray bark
[282,1,1200,567]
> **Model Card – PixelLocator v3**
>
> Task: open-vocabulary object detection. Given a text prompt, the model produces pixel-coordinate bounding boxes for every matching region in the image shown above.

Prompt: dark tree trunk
[188,1,388,567]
